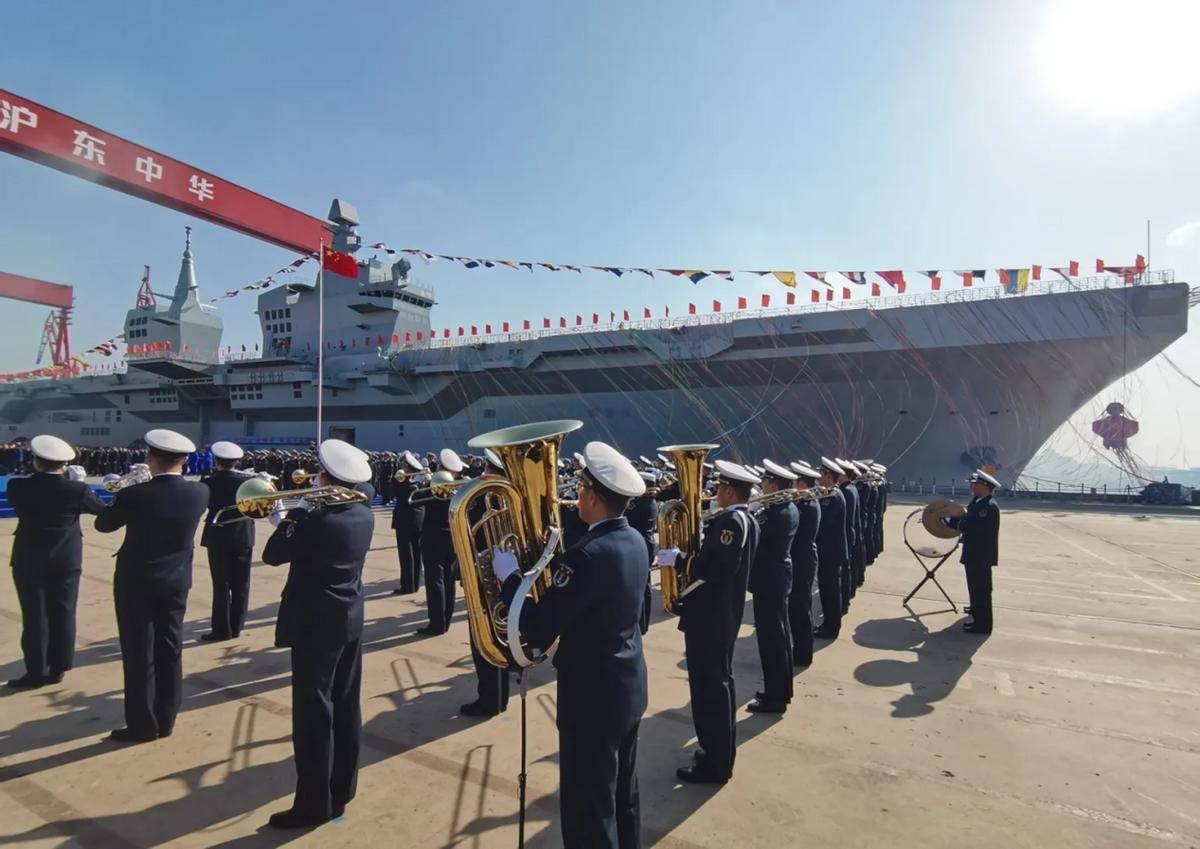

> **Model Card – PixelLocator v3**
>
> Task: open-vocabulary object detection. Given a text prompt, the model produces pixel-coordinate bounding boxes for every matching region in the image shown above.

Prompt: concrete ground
[0,501,1197,848]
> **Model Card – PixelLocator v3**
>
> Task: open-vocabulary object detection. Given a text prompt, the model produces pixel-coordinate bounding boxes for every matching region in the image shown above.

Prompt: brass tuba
[449,419,583,669]
[657,443,718,615]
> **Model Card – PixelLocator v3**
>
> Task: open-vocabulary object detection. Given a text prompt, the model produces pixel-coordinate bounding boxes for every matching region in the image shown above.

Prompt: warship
[0,200,1190,485]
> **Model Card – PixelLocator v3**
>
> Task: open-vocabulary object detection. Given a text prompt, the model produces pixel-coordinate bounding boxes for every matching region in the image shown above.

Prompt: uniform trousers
[469,632,509,713]
[559,721,640,849]
[788,558,816,666]
[816,557,842,637]
[683,630,737,779]
[840,555,853,612]
[852,539,866,587]
[115,584,187,737]
[394,527,421,595]
[638,535,653,635]
[207,546,252,637]
[964,563,994,632]
[752,580,793,703]
[13,567,80,678]
[290,638,362,820]
[421,539,457,633]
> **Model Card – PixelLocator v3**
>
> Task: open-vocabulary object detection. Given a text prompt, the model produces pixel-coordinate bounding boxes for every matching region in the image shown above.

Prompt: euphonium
[657,443,718,615]
[449,419,583,669]
[211,476,368,525]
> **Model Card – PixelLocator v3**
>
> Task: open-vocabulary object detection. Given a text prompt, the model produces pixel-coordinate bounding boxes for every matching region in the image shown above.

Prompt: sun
[1037,0,1200,117]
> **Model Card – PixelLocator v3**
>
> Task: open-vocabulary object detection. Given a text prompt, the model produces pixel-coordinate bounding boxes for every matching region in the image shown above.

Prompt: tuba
[449,419,582,669]
[657,443,718,615]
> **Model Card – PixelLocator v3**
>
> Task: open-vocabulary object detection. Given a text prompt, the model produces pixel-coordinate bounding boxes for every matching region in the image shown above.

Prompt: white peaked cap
[31,434,75,463]
[573,451,586,467]
[638,455,654,467]
[871,462,887,473]
[211,440,244,460]
[790,461,821,480]
[582,441,645,497]
[972,469,1001,488]
[714,459,761,485]
[439,448,465,473]
[319,439,372,484]
[402,450,424,471]
[484,448,504,471]
[819,456,844,475]
[762,459,798,481]
[145,429,196,454]
[656,453,669,465]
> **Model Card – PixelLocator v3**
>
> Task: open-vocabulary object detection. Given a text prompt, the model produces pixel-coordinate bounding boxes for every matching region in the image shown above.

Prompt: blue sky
[1,0,1198,467]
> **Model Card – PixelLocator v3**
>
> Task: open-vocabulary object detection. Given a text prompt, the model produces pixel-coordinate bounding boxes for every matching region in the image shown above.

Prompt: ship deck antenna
[317,238,324,444]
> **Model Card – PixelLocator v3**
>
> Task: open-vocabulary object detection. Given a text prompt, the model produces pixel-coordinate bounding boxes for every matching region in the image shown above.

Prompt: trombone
[212,476,368,525]
[102,466,152,493]
[407,470,470,504]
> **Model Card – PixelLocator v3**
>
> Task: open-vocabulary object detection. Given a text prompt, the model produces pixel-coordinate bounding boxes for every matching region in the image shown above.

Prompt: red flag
[560,317,567,328]
[712,300,721,313]
[485,324,492,334]
[322,245,358,278]
[392,333,399,344]
[1031,264,1042,281]
[897,280,907,294]
[871,283,881,296]
[502,322,509,332]
[737,296,747,309]
[644,307,651,318]
[592,313,599,324]
[931,276,942,291]
[405,332,412,342]
[665,306,670,317]
[457,327,464,336]
[623,309,629,321]
[785,292,795,305]
[543,318,550,328]
[877,270,906,290]
[825,289,833,301]
[444,329,450,338]
[1136,253,1147,271]
[1096,258,1105,272]
[377,335,385,345]
[523,320,530,330]
[1069,260,1080,276]
[688,303,696,315]
[842,287,851,300]
[575,315,582,326]
[810,290,820,303]
[416,332,423,341]
[761,294,771,308]
[610,311,615,323]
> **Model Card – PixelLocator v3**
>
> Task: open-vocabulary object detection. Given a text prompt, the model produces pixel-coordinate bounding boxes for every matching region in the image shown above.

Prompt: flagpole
[317,239,325,445]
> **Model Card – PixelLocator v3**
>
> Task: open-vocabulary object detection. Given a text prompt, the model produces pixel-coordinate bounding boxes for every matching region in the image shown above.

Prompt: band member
[95,429,209,743]
[462,449,510,717]
[418,448,463,636]
[199,441,254,642]
[854,461,877,568]
[490,441,649,848]
[946,470,1001,634]
[390,450,425,595]
[787,462,822,668]
[836,458,862,608]
[6,435,105,688]
[624,470,658,635]
[873,463,888,555]
[262,439,375,828]
[747,460,799,713]
[660,460,760,784]
[813,458,848,640]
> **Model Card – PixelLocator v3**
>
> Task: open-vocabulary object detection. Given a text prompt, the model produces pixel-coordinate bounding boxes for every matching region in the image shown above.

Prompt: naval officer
[836,458,863,608]
[660,460,760,784]
[787,461,822,668]
[262,439,376,828]
[6,435,105,688]
[199,441,254,641]
[813,458,848,640]
[390,450,425,596]
[747,459,799,714]
[491,441,649,849]
[418,448,463,636]
[95,429,209,742]
[624,469,659,635]
[946,470,1001,634]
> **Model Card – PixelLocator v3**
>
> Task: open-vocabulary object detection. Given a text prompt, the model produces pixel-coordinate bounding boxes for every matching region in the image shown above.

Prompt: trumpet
[407,470,469,504]
[747,484,838,510]
[291,468,320,486]
[211,476,368,525]
[102,465,152,493]
[393,467,422,484]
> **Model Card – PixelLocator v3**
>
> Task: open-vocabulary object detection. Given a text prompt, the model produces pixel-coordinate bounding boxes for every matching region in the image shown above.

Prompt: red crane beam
[0,271,74,309]
[0,89,330,255]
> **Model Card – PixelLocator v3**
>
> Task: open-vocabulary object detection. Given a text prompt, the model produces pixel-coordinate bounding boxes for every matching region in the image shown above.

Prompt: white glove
[656,547,681,567]
[491,547,520,582]
[255,471,273,481]
[65,465,86,482]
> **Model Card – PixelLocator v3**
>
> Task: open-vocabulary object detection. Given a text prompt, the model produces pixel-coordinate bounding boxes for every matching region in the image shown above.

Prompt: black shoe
[747,698,787,714]
[108,727,157,744]
[813,628,837,640]
[964,606,973,615]
[199,632,231,642]
[158,727,174,739]
[332,803,346,820]
[267,808,328,829]
[459,701,499,718]
[42,672,64,685]
[5,674,46,689]
[415,625,442,637]
[963,623,992,635]
[692,749,707,765]
[793,657,812,669]
[676,765,729,785]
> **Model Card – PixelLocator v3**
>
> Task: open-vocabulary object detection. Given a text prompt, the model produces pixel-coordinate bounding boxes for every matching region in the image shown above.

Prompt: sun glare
[1037,0,1200,117]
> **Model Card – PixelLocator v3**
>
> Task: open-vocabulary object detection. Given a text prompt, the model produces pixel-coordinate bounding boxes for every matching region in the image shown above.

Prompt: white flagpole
[317,240,325,444]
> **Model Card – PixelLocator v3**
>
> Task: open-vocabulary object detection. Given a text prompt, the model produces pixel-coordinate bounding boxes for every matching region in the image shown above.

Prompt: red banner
[0,90,329,254]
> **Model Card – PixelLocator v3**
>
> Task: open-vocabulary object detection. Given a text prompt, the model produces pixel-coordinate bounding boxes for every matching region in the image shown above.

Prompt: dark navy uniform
[500,516,648,849]
[814,488,847,637]
[787,496,821,666]
[678,505,759,780]
[840,483,861,608]
[420,495,456,633]
[948,494,1000,632]
[200,471,255,638]
[95,475,209,739]
[7,473,105,680]
[263,490,375,821]
[860,483,878,566]
[876,483,887,556]
[749,501,798,706]
[560,502,589,550]
[624,493,657,635]
[390,480,423,594]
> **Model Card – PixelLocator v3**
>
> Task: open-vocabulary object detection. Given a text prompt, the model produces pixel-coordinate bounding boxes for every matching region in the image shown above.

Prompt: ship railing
[387,269,1176,352]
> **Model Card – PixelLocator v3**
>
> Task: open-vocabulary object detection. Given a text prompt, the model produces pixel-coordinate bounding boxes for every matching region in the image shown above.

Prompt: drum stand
[902,509,960,611]
[517,668,528,849]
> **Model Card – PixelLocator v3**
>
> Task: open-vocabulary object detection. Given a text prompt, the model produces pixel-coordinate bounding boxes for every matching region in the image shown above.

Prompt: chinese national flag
[523,320,530,330]
[560,317,567,328]
[484,324,491,334]
[931,276,942,291]
[786,292,795,305]
[444,329,450,338]
[322,245,358,277]
[712,300,721,313]
[544,318,551,328]
[644,307,651,318]
[825,289,833,301]
[623,310,630,321]
[1096,258,1105,272]
[593,313,599,324]
[842,287,851,300]
[458,327,464,336]
[1069,260,1080,276]
[688,303,696,315]
[810,290,820,303]
[738,296,748,309]
[761,294,771,307]
[405,332,412,342]
[575,315,582,326]
[502,322,509,332]
[1031,265,1042,281]
[871,283,881,296]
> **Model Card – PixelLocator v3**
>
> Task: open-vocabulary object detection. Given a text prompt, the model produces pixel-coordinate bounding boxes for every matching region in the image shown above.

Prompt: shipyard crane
[0,271,73,367]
